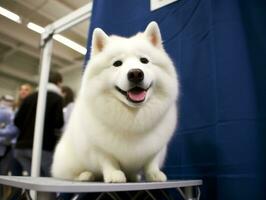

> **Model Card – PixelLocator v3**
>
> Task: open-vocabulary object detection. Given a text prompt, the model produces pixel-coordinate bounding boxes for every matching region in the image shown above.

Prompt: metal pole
[30,28,53,200]
[28,2,92,199]
[50,2,92,34]
[184,186,195,200]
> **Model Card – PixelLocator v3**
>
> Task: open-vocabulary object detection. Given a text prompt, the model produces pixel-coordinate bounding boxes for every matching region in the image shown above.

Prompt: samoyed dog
[51,22,179,183]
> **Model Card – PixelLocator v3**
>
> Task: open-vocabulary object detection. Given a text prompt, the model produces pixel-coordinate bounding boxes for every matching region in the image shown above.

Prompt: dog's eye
[140,57,149,64]
[113,60,123,67]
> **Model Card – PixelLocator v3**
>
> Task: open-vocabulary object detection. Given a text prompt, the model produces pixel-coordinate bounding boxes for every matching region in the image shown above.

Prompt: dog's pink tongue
[127,90,146,102]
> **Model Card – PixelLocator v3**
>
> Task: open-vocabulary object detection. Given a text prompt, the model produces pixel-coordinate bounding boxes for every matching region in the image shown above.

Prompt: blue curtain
[85,0,266,199]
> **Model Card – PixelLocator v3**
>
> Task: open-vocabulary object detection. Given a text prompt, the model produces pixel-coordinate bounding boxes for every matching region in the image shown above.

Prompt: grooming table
[0,176,202,200]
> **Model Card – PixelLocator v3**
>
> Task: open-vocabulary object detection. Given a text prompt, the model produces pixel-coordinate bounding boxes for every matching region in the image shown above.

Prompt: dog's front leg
[99,155,127,183]
[144,148,167,182]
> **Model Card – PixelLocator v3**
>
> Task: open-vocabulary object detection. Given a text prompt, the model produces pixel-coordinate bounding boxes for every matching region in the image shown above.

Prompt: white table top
[0,176,202,193]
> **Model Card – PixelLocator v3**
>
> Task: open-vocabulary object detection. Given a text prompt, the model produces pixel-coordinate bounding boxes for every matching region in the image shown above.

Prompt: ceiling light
[53,34,87,55]
[27,22,44,34]
[27,22,87,55]
[0,6,21,23]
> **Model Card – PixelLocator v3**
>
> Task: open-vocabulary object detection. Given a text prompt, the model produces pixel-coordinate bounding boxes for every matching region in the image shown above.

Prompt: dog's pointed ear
[144,21,163,48]
[91,28,109,56]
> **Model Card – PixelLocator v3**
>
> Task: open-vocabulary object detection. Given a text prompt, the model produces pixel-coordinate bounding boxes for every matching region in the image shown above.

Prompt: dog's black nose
[127,69,144,83]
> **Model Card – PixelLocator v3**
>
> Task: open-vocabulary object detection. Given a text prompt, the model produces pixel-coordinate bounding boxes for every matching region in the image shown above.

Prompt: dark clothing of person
[14,149,53,177]
[14,91,64,152]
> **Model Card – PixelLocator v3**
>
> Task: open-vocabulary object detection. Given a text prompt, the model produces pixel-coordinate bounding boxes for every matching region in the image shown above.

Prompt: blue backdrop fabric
[85,0,266,199]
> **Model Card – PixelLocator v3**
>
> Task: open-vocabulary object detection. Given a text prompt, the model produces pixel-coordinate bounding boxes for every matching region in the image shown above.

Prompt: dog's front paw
[75,171,95,182]
[145,170,167,182]
[104,170,127,183]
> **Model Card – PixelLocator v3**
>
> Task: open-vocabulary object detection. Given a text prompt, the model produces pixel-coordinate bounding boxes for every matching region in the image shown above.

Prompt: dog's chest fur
[77,121,162,172]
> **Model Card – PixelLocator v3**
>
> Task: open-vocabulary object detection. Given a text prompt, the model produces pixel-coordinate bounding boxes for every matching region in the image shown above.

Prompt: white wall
[0,67,82,101]
[0,75,25,98]
[62,68,82,97]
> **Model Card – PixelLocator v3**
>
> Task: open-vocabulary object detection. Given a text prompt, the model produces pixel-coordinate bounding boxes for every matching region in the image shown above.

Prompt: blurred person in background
[61,86,75,132]
[15,83,33,110]
[0,95,19,175]
[0,95,19,198]
[14,71,64,177]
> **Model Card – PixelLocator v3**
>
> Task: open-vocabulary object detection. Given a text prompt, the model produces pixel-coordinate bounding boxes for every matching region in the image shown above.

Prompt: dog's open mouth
[115,85,151,103]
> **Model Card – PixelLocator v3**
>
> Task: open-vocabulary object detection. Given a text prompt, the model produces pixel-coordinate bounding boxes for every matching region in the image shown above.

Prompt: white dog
[51,21,179,183]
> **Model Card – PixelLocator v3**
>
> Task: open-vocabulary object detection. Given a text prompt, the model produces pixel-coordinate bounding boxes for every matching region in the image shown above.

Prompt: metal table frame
[0,176,202,200]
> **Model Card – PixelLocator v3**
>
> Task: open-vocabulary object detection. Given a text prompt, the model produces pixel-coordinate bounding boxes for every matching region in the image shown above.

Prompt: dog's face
[82,22,178,110]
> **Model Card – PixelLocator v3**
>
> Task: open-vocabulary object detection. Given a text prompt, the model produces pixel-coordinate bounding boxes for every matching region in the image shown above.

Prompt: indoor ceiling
[0,0,92,85]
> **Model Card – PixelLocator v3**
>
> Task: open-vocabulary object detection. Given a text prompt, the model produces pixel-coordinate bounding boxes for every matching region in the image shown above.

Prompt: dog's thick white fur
[51,22,179,183]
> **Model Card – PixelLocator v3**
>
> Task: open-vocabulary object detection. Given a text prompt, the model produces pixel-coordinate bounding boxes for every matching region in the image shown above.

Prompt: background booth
[85,0,266,199]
